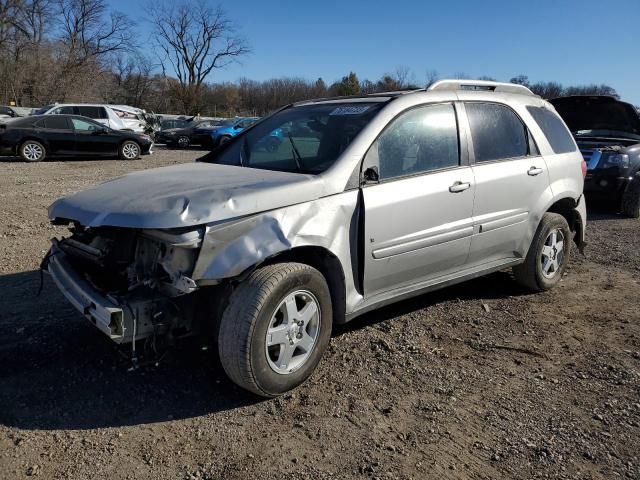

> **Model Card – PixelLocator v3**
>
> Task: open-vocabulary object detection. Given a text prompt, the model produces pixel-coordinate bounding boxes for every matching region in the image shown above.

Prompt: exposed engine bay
[45,224,203,346]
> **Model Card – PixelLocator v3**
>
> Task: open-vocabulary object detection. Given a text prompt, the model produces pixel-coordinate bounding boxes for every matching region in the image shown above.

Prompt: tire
[621,173,640,219]
[19,140,46,162]
[218,135,231,146]
[513,213,572,292]
[177,136,190,148]
[119,140,140,160]
[218,262,333,397]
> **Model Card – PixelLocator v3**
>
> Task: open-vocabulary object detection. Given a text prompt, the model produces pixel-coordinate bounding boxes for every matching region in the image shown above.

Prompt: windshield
[201,102,383,174]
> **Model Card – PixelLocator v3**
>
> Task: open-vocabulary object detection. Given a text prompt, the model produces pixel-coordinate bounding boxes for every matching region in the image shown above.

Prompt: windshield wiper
[287,133,303,172]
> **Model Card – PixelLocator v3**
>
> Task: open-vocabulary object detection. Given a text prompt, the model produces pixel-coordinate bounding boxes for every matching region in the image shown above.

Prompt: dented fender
[191,190,364,311]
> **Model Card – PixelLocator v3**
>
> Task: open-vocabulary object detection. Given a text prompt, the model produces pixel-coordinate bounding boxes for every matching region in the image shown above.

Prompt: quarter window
[526,106,577,154]
[372,103,460,180]
[466,103,529,162]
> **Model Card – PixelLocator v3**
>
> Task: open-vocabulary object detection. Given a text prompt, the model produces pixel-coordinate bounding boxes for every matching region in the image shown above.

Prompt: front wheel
[20,140,46,162]
[218,135,231,146]
[218,263,333,397]
[119,140,140,160]
[513,213,572,292]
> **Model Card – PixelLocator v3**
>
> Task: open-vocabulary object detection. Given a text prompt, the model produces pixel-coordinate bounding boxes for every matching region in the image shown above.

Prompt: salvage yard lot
[0,150,639,480]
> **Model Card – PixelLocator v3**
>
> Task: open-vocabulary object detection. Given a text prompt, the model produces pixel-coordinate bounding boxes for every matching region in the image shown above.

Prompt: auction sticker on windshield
[329,106,371,116]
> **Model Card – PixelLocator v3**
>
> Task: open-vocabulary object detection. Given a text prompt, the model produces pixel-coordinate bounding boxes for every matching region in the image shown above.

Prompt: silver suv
[45,80,586,397]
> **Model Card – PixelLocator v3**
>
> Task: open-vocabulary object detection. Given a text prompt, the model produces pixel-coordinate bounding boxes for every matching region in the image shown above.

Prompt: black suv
[550,96,640,217]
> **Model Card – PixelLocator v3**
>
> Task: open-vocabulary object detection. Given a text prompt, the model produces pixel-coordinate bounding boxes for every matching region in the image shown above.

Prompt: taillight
[581,160,587,178]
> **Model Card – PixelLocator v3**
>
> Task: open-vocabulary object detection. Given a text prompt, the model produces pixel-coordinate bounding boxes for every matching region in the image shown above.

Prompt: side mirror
[93,127,107,135]
[362,166,379,184]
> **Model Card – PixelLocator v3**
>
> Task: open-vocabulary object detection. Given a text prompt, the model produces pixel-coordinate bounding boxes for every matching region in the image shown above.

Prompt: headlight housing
[601,153,630,169]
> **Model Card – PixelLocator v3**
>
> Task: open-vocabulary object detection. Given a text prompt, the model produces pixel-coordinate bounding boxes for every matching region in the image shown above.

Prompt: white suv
[46,80,587,397]
[40,104,140,131]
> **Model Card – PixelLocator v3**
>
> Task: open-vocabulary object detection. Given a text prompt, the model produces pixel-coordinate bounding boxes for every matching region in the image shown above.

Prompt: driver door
[71,118,119,156]
[362,103,475,297]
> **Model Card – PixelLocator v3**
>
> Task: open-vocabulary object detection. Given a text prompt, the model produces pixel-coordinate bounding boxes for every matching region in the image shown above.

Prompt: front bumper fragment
[46,242,160,344]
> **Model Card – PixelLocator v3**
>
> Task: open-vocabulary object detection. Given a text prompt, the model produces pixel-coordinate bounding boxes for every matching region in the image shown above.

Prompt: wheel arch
[18,136,49,155]
[250,246,347,326]
[545,195,585,251]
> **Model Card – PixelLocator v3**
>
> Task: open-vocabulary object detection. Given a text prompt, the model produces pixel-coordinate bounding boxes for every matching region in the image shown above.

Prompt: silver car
[45,80,587,397]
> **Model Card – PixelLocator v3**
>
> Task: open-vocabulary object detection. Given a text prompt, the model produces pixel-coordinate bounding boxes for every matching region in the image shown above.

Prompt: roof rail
[428,79,536,97]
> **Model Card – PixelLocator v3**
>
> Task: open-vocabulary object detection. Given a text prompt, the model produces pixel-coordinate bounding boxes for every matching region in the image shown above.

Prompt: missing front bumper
[46,243,167,344]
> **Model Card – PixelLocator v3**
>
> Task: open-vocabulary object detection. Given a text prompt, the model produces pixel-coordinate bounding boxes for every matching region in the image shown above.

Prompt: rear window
[527,106,577,154]
[77,106,107,119]
[465,103,529,162]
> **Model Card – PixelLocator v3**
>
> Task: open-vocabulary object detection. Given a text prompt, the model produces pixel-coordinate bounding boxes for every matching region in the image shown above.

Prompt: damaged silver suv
[45,80,587,397]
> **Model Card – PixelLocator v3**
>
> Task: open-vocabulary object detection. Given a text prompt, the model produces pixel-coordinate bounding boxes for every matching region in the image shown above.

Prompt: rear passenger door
[35,116,75,155]
[462,102,549,265]
[362,103,476,297]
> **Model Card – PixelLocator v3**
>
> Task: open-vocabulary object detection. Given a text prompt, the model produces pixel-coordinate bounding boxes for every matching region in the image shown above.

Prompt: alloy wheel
[265,290,321,375]
[540,228,565,279]
[23,143,43,161]
[122,142,139,159]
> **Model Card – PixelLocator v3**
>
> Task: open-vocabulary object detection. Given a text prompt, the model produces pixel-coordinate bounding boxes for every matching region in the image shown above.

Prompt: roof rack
[427,79,536,97]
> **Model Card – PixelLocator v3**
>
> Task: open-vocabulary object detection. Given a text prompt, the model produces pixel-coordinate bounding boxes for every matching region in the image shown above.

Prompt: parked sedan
[0,115,153,162]
[156,119,222,148]
[0,105,32,119]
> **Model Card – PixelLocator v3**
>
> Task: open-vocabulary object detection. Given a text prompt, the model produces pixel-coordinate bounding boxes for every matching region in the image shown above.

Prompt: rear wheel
[177,136,190,148]
[513,213,572,292]
[20,140,46,162]
[119,140,140,160]
[621,173,640,218]
[218,263,332,397]
[218,135,231,146]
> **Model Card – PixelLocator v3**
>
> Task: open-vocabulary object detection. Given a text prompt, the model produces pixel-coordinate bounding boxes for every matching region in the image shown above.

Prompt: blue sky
[111,0,640,105]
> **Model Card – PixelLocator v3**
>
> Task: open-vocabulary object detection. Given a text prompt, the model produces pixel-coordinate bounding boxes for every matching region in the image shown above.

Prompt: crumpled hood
[48,163,326,229]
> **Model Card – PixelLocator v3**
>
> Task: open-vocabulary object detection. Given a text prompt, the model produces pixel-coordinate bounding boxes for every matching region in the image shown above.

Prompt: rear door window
[465,103,529,162]
[42,117,71,130]
[526,106,577,154]
[77,106,107,119]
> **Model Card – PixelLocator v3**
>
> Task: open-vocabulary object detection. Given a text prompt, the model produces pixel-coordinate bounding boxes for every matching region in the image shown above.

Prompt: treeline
[0,1,625,117]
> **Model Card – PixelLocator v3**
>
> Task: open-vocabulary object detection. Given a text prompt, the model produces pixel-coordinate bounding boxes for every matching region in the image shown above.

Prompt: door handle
[449,181,471,193]
[528,166,543,176]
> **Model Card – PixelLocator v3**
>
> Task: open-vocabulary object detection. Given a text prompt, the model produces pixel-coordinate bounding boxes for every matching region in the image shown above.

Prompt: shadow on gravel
[336,270,530,335]
[0,268,528,431]
[0,271,257,431]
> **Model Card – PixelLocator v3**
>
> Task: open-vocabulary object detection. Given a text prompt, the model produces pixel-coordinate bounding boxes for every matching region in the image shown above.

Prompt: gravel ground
[0,149,639,480]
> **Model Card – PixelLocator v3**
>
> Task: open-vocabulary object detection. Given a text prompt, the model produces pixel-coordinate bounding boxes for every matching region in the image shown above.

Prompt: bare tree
[149,0,249,112]
[425,69,438,88]
[56,0,132,66]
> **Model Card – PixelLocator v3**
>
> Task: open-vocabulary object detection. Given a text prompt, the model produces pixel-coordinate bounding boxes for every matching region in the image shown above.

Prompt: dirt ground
[0,149,639,480]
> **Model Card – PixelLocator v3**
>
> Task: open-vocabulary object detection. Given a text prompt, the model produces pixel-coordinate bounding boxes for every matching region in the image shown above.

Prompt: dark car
[0,115,153,162]
[550,96,640,217]
[156,119,222,148]
[0,105,32,118]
